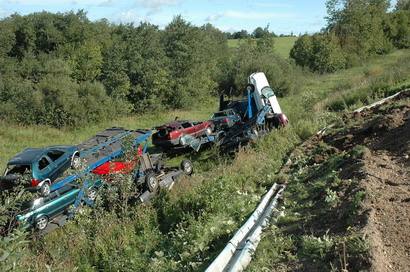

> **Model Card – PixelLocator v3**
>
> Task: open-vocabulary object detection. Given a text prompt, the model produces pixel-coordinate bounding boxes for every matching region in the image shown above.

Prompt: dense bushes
[290,0,410,73]
[290,34,346,73]
[0,12,231,127]
[0,11,308,128]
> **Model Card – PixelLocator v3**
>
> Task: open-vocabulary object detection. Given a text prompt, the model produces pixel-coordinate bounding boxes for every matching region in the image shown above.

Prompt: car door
[181,122,195,136]
[47,150,70,177]
[45,188,77,218]
[37,156,55,181]
[192,122,204,137]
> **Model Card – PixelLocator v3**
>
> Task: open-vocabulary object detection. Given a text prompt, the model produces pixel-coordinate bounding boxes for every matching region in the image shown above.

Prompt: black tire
[145,172,159,192]
[35,215,48,230]
[40,182,51,196]
[180,160,193,175]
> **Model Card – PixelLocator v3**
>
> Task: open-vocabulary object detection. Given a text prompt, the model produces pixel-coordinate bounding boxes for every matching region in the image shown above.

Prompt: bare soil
[324,91,410,272]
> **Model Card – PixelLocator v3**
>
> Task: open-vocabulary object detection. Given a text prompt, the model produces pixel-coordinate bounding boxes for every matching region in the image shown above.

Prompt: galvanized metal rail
[206,183,285,272]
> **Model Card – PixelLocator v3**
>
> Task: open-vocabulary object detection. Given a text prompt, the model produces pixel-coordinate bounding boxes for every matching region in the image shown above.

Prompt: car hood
[0,174,19,182]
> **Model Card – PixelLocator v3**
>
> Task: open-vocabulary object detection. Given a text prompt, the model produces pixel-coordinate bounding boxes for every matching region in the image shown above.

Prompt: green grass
[227,36,298,58]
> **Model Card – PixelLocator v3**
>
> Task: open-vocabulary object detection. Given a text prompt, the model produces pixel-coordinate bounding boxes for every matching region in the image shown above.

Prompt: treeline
[290,0,410,73]
[0,12,228,127]
[0,11,296,128]
[224,26,277,39]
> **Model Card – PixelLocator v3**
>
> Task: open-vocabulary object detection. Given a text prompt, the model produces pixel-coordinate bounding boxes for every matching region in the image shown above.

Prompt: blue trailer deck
[49,128,152,193]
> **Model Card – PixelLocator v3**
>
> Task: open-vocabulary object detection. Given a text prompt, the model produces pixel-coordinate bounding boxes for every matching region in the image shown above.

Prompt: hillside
[248,90,409,272]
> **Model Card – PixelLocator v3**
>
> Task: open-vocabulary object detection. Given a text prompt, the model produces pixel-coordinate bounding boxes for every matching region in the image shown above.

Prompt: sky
[0,0,332,34]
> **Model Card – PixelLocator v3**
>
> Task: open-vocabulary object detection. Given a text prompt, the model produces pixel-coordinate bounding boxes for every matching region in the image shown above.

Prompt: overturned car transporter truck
[217,72,289,148]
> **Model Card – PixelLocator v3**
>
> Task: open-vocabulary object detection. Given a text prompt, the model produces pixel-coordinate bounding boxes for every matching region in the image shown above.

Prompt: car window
[261,87,275,98]
[38,157,50,170]
[181,122,192,129]
[47,150,65,161]
[213,112,227,118]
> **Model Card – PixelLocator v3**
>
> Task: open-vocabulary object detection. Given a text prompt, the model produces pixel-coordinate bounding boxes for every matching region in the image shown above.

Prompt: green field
[227,36,298,58]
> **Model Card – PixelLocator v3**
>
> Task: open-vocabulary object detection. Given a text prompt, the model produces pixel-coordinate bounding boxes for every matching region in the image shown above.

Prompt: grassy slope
[227,37,297,58]
[246,50,410,271]
[1,49,410,271]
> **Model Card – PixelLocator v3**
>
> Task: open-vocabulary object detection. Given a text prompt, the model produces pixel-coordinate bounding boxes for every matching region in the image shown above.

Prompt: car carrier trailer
[15,127,152,232]
[15,128,194,233]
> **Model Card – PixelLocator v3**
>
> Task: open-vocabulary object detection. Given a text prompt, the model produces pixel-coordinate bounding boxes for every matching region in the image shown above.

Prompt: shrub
[290,34,346,73]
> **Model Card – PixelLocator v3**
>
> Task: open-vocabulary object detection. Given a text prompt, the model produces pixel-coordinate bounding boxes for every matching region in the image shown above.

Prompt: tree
[326,0,392,56]
[396,0,410,10]
[252,25,275,39]
[290,34,346,73]
[385,10,410,48]
[71,41,103,82]
[0,22,15,57]
[252,27,265,38]
[290,35,314,68]
[124,22,170,110]
[233,29,249,39]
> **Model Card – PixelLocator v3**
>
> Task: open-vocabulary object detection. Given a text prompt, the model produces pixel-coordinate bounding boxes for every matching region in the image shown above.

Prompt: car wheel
[87,188,97,201]
[145,172,159,192]
[40,182,51,196]
[71,154,81,170]
[180,160,193,175]
[35,215,48,230]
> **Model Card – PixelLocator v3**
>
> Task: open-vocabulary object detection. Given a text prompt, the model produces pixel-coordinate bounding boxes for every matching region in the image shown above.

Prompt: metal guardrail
[206,183,285,272]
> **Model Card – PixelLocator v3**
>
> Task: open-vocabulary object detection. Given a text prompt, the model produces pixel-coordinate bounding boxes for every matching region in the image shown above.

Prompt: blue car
[16,179,102,231]
[2,146,80,196]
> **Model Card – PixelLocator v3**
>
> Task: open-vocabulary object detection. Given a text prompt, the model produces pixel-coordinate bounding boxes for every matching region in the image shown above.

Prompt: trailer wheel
[180,160,193,176]
[145,172,159,192]
[35,215,48,230]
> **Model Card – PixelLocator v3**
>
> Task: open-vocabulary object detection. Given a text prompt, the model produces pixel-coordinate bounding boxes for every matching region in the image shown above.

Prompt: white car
[248,72,283,114]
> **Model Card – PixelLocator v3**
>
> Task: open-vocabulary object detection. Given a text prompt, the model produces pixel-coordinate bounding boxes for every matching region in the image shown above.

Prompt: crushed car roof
[8,145,75,165]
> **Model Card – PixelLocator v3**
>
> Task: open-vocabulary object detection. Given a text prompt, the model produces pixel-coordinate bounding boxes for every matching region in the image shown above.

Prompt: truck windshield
[212,112,228,118]
[261,87,275,98]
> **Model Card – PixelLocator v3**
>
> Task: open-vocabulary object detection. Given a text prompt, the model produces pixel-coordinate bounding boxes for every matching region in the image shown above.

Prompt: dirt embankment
[324,91,410,272]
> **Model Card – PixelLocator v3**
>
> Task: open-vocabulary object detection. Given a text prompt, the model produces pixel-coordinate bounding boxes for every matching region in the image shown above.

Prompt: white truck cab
[248,72,282,114]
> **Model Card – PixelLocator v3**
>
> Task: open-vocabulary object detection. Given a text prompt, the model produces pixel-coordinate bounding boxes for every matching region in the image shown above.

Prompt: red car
[152,120,213,148]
